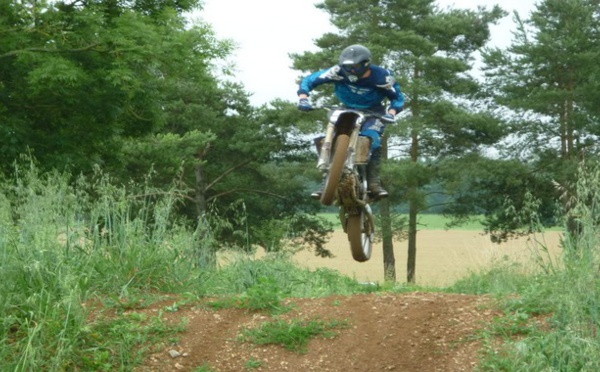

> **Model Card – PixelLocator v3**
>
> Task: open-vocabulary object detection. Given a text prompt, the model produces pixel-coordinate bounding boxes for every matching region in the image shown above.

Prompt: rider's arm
[297,66,342,97]
[375,68,405,115]
[387,83,405,114]
[387,77,405,114]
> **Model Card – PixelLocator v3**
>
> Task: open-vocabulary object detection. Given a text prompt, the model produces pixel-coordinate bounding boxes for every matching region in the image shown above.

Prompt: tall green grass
[0,161,378,370]
[0,162,209,370]
[446,161,600,371]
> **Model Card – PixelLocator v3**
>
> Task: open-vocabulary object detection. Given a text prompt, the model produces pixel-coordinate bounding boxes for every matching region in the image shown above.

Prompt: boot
[311,173,326,199]
[367,158,388,198]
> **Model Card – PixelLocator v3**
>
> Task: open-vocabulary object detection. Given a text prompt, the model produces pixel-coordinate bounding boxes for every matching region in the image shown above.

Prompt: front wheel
[346,209,374,262]
[320,134,350,206]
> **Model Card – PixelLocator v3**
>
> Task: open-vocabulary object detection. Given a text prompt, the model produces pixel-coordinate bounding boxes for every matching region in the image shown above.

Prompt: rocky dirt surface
[135,292,500,372]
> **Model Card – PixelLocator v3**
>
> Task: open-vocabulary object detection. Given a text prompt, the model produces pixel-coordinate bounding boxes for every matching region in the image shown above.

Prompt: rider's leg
[311,136,326,199]
[367,148,388,198]
[362,120,388,198]
[311,172,326,199]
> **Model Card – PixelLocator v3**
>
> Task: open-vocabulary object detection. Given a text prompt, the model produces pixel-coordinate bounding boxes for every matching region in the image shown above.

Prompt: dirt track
[139,292,499,372]
[134,230,563,371]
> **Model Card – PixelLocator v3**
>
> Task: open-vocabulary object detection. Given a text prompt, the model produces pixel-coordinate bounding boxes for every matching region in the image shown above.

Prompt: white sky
[193,0,538,106]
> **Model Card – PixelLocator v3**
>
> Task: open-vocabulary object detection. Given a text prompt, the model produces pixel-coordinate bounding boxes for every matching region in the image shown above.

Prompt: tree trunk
[195,149,216,269]
[195,161,207,217]
[407,120,419,284]
[380,137,396,282]
[380,198,396,282]
[407,194,418,283]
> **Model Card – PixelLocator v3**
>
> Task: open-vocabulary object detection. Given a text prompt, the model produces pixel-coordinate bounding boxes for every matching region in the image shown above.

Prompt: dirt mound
[138,292,498,371]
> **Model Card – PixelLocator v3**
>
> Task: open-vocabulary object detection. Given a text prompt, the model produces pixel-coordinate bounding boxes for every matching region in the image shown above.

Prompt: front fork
[316,122,361,172]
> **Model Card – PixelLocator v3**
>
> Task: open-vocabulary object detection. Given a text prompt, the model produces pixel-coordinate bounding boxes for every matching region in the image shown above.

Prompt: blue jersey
[297,64,405,113]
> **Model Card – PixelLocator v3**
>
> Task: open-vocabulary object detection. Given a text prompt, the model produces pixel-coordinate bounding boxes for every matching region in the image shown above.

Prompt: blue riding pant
[361,117,385,161]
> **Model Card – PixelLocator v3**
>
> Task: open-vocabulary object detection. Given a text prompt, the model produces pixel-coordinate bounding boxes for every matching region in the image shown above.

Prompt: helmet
[339,44,372,77]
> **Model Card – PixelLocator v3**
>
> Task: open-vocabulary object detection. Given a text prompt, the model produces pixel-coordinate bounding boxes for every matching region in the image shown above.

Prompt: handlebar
[311,105,398,123]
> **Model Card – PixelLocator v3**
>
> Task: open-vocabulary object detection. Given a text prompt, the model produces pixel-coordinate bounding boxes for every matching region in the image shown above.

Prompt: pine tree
[293,0,506,283]
[482,0,600,237]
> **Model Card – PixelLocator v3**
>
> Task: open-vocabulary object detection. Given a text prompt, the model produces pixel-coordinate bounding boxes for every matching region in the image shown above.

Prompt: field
[280,214,564,286]
[293,229,563,286]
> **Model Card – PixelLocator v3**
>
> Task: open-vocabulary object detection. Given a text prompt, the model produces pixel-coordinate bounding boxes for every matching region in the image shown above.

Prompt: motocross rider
[297,44,405,199]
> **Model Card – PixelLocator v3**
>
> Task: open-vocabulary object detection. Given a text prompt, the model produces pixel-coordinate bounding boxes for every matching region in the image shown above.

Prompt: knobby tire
[346,212,373,262]
[320,134,350,206]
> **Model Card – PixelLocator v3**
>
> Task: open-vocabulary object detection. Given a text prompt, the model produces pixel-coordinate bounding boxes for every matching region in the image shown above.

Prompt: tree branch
[204,159,253,192]
[0,43,101,59]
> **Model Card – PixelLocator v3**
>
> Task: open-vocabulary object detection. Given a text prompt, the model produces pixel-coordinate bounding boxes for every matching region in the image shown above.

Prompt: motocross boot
[311,173,326,200]
[367,157,388,198]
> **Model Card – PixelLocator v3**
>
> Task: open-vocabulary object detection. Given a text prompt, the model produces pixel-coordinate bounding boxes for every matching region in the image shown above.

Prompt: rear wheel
[346,210,374,262]
[320,134,350,206]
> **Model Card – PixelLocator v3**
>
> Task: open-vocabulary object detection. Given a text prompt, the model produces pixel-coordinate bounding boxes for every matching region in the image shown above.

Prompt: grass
[0,162,385,370]
[239,318,349,353]
[75,311,187,370]
[2,160,600,370]
[443,162,600,371]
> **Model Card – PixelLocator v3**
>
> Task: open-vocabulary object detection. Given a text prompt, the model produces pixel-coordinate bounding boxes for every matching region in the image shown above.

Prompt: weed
[239,318,350,354]
[240,277,291,314]
[245,357,263,369]
[490,310,540,337]
[75,311,186,370]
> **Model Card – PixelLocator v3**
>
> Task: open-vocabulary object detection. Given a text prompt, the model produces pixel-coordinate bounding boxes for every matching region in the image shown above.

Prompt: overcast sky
[194,1,538,106]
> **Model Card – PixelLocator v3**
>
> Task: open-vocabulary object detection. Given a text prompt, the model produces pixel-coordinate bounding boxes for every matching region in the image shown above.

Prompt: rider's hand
[381,113,396,123]
[298,98,312,111]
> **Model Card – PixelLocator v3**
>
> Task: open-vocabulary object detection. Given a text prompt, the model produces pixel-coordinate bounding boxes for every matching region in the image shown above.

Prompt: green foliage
[489,310,542,337]
[483,0,600,244]
[0,0,231,177]
[451,159,600,370]
[194,364,217,372]
[481,0,600,233]
[207,276,292,315]
[253,212,335,257]
[0,159,387,369]
[245,357,264,369]
[0,160,205,369]
[432,155,561,240]
[239,318,349,354]
[204,253,377,298]
[449,260,532,296]
[242,277,288,313]
[75,312,186,370]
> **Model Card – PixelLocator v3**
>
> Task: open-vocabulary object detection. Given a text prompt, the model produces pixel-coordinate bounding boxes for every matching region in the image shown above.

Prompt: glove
[381,113,395,123]
[298,98,312,111]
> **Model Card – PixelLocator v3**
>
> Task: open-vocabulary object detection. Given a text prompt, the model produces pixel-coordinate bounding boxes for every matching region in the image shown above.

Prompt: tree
[481,0,600,237]
[0,0,330,266]
[292,0,506,283]
[0,0,236,176]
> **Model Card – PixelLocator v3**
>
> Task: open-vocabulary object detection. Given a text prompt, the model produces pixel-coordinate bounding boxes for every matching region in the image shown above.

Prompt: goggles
[341,61,369,75]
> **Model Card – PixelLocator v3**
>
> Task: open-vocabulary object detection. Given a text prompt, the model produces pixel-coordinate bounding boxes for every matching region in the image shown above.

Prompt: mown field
[277,214,563,286]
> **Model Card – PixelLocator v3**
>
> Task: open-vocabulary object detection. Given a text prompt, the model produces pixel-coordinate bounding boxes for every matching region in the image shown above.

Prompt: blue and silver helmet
[339,44,372,77]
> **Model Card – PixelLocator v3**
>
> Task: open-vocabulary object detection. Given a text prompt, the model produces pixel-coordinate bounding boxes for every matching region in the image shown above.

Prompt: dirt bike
[313,106,395,262]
